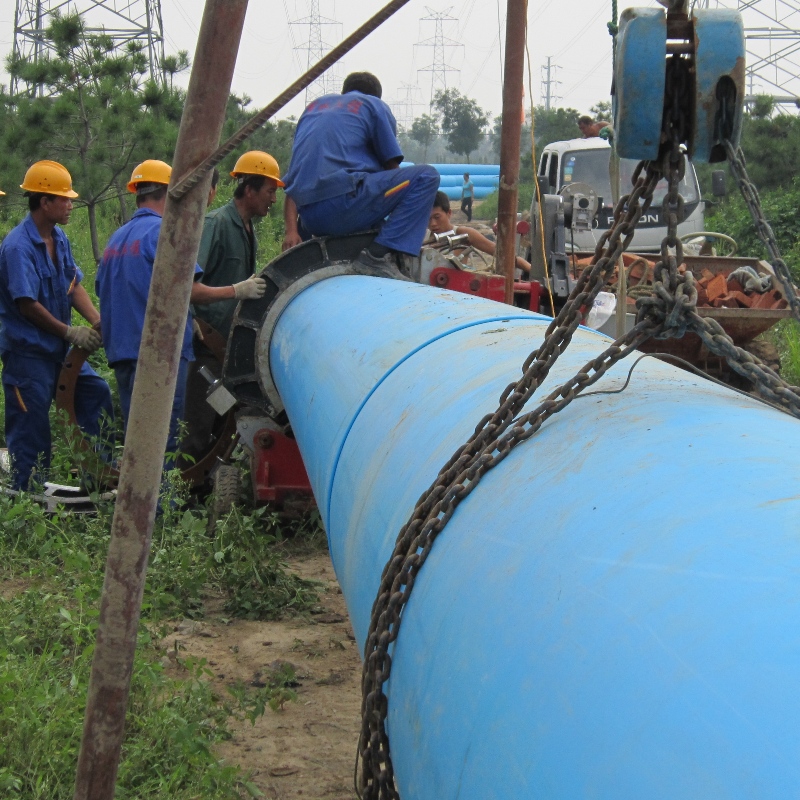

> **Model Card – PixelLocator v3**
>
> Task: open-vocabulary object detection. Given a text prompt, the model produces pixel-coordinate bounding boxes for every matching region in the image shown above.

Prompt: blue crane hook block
[614,8,667,162]
[692,9,745,162]
[615,7,745,163]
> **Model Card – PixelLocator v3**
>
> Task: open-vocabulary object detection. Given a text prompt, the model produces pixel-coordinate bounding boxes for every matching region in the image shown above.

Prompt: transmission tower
[540,57,562,111]
[415,7,463,107]
[693,0,800,111]
[11,0,166,96]
[290,0,343,103]
[392,83,424,130]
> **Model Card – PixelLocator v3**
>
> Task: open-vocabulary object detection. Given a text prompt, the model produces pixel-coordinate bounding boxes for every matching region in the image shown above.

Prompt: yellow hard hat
[20,160,79,198]
[127,159,172,193]
[0,188,5,196]
[230,150,285,187]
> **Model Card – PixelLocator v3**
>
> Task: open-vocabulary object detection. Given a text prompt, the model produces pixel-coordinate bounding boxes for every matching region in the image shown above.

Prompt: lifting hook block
[614,6,744,163]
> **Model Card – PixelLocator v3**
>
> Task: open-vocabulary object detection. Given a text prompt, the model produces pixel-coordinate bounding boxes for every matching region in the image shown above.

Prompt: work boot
[353,248,413,282]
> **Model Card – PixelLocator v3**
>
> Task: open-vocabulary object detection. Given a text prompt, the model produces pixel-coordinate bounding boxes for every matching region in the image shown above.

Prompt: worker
[281,71,439,280]
[578,115,612,139]
[194,151,280,340]
[181,150,283,465]
[95,159,267,457]
[0,160,113,491]
[461,173,475,222]
[427,191,531,274]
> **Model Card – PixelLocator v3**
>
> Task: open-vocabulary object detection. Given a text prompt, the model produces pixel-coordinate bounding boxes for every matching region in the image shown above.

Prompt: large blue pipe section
[268,277,800,799]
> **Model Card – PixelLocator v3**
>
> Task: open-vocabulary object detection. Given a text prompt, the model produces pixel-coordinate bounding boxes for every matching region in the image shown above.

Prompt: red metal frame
[430,266,542,312]
[251,428,313,504]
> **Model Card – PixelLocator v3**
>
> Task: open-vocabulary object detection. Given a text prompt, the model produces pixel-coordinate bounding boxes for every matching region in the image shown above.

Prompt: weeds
[0,589,259,800]
[211,504,320,620]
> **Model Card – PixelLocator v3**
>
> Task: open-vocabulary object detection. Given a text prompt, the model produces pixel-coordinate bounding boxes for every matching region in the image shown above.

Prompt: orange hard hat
[20,160,78,198]
[127,159,172,193]
[230,151,285,187]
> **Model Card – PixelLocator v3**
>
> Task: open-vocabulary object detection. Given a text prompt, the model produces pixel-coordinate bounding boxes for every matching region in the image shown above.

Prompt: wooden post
[496,0,528,305]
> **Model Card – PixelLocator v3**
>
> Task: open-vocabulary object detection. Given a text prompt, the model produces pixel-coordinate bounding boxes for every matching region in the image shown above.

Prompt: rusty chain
[357,47,800,800]
[722,139,800,321]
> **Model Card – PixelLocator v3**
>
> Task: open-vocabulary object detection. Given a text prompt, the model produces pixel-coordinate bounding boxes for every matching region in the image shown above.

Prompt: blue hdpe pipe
[268,276,800,799]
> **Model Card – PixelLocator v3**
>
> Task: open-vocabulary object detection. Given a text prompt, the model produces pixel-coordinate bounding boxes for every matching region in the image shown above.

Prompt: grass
[0,186,323,798]
[474,181,535,221]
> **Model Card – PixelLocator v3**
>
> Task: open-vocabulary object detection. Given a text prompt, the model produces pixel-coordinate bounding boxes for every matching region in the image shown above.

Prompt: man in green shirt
[183,150,284,467]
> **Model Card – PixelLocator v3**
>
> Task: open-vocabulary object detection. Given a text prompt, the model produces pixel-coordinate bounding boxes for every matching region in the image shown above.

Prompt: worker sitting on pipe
[95,160,267,459]
[426,191,531,275]
[281,71,440,281]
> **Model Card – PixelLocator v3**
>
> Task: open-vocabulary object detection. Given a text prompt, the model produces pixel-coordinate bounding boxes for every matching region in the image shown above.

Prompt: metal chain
[722,140,800,321]
[356,47,800,800]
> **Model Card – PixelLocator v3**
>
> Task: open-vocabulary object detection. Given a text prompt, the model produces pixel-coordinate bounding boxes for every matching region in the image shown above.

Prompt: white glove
[65,325,102,353]
[232,275,267,300]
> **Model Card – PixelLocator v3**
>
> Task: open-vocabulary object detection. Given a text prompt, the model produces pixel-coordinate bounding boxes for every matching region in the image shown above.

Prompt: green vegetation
[0,472,323,798]
[706,178,800,383]
[0,46,312,790]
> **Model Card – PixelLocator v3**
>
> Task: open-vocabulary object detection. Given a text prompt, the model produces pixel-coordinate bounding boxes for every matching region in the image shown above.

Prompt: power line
[391,82,424,130]
[540,56,561,110]
[415,6,463,107]
[289,0,343,103]
[11,0,167,96]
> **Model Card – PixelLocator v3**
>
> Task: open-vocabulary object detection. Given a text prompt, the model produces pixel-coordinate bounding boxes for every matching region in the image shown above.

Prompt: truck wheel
[208,464,242,533]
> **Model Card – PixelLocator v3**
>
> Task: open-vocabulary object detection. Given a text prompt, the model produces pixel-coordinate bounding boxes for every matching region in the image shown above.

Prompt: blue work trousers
[2,352,113,491]
[298,164,440,256]
[114,357,189,461]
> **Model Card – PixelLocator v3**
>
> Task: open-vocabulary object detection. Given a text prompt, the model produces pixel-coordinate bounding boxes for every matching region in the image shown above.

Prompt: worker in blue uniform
[0,160,113,491]
[96,159,267,457]
[281,71,440,279]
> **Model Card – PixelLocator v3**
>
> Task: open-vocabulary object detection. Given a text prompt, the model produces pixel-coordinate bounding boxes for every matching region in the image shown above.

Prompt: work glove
[232,275,267,300]
[65,325,102,353]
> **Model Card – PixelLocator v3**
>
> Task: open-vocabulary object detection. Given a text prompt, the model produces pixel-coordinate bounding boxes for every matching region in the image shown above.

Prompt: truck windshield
[560,149,699,205]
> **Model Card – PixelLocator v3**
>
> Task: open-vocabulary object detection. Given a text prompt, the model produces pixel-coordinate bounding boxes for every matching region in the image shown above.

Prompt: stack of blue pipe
[403,162,500,201]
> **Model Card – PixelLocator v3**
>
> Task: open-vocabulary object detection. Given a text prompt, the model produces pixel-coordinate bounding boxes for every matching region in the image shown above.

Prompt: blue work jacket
[96,207,201,366]
[0,214,82,362]
[282,91,404,207]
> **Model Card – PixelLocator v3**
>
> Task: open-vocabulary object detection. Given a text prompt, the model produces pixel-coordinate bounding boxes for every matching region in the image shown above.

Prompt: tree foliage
[531,105,581,147]
[432,89,489,161]
[220,94,296,179]
[2,11,189,261]
[409,114,439,159]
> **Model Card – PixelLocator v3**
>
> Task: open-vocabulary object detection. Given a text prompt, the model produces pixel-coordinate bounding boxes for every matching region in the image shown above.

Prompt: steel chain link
[722,139,800,321]
[357,49,800,800]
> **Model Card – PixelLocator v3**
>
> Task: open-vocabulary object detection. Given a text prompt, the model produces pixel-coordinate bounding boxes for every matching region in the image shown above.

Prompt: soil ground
[162,549,362,800]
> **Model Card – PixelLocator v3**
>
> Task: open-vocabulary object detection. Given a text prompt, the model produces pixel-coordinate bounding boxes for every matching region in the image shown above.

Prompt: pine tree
[3,11,188,262]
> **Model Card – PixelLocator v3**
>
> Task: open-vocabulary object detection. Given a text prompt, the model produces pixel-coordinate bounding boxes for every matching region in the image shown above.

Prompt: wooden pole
[496,0,528,305]
[73,2,249,796]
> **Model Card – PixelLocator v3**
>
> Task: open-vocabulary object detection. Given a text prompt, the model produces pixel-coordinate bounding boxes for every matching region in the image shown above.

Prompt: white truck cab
[537,138,704,253]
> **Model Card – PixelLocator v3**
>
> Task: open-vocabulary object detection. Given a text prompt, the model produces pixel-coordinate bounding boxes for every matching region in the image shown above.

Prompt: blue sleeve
[194,263,203,280]
[371,100,404,165]
[2,244,40,302]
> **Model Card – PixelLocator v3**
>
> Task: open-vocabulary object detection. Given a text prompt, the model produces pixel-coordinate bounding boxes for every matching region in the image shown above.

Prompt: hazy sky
[2,1,794,125]
[0,0,632,123]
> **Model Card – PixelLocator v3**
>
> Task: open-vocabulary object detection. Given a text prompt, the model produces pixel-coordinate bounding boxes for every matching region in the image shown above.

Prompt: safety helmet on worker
[20,160,79,199]
[127,159,172,193]
[230,151,285,187]
[0,187,5,196]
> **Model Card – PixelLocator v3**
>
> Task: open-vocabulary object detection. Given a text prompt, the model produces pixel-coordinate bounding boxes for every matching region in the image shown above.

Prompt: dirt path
[162,551,362,799]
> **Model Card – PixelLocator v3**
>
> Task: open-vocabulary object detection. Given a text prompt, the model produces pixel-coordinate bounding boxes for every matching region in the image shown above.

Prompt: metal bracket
[223,232,378,417]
